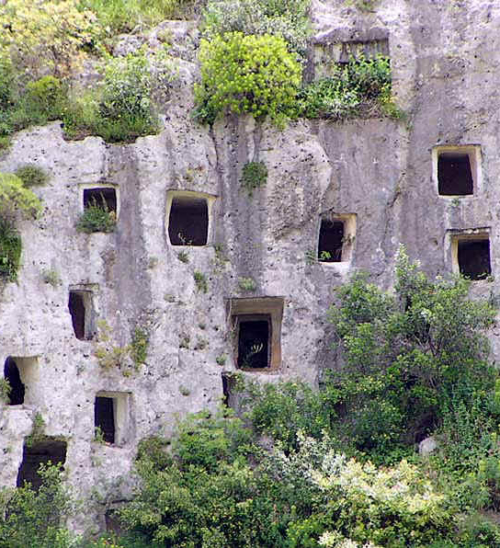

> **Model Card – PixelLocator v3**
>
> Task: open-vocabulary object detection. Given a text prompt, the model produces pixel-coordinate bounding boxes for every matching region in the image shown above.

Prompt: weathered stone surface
[2,0,500,533]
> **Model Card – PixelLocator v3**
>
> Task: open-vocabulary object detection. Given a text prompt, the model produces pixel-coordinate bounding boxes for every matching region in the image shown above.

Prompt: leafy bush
[194,32,302,126]
[76,201,116,233]
[14,165,50,188]
[0,0,97,78]
[240,161,268,196]
[64,49,173,142]
[0,378,11,404]
[0,173,42,222]
[193,270,208,292]
[81,0,199,34]
[297,54,398,120]
[0,464,75,548]
[202,0,311,61]
[327,247,496,461]
[0,217,22,282]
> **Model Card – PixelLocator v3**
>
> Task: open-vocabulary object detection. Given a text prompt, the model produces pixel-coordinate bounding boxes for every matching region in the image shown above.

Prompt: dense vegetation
[3,250,500,546]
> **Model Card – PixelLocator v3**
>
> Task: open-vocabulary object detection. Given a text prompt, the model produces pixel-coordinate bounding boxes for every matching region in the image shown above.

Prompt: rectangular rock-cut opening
[229,297,284,372]
[222,373,243,413]
[318,220,344,262]
[237,315,271,369]
[434,145,480,197]
[95,396,115,444]
[318,214,356,263]
[458,238,491,280]
[3,356,39,406]
[83,187,117,213]
[68,289,93,340]
[438,152,473,195]
[168,195,209,246]
[17,438,67,491]
[94,391,130,446]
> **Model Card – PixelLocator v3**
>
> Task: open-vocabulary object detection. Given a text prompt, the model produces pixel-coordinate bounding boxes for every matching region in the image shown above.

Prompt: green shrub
[202,0,311,61]
[238,276,257,291]
[76,201,116,233]
[194,32,302,126]
[0,464,75,548]
[194,270,208,292]
[327,246,496,461]
[131,327,149,366]
[64,50,171,143]
[0,173,43,221]
[0,218,22,282]
[241,161,268,196]
[297,54,399,120]
[0,378,11,404]
[14,165,50,188]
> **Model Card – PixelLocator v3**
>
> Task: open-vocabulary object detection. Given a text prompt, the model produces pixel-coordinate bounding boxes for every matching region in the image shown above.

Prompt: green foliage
[14,165,50,188]
[194,32,302,126]
[240,161,268,196]
[0,464,75,548]
[131,327,149,366]
[0,218,22,282]
[76,200,116,234]
[202,0,311,61]
[42,269,61,287]
[194,270,208,293]
[0,378,11,404]
[81,0,199,34]
[177,250,189,263]
[297,54,399,121]
[26,413,46,448]
[0,173,43,221]
[238,277,257,291]
[327,247,496,461]
[64,49,174,143]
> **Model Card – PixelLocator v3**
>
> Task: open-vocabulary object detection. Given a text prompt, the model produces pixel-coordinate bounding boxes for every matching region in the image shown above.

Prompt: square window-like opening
[4,357,25,405]
[168,195,209,246]
[84,188,117,213]
[237,315,271,369]
[229,298,284,372]
[68,290,94,340]
[438,153,473,195]
[17,438,67,491]
[95,396,115,444]
[457,238,491,280]
[94,391,130,446]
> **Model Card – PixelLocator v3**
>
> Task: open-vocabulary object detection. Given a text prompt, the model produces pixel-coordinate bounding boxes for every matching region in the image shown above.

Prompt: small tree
[328,247,497,458]
[194,32,302,126]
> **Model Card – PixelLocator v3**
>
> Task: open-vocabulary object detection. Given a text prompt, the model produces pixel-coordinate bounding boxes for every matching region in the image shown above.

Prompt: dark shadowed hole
[237,317,270,369]
[16,439,67,491]
[95,396,115,444]
[169,196,208,246]
[458,239,491,280]
[438,153,473,196]
[4,357,25,405]
[84,188,117,212]
[68,291,86,340]
[318,220,344,262]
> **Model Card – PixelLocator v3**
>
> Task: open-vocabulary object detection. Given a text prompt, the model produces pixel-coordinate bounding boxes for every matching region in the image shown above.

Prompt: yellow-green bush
[194,32,302,126]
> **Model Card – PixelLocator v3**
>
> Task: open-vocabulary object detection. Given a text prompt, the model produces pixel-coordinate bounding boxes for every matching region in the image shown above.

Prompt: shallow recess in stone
[83,187,117,212]
[68,289,93,340]
[17,438,67,491]
[95,396,115,444]
[4,357,25,405]
[438,152,474,196]
[168,195,209,246]
[457,238,491,280]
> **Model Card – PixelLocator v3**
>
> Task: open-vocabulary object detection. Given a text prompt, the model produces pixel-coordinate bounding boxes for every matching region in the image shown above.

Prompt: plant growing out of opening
[76,197,116,234]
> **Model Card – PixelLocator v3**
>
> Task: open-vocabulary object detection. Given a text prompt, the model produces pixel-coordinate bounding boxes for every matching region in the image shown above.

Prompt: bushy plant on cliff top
[202,0,311,60]
[0,0,97,78]
[194,32,302,126]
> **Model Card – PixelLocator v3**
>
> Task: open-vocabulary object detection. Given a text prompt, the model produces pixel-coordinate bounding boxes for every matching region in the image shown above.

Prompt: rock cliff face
[2,0,500,532]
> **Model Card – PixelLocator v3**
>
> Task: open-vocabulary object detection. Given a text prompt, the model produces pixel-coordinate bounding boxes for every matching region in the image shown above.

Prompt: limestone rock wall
[2,0,500,533]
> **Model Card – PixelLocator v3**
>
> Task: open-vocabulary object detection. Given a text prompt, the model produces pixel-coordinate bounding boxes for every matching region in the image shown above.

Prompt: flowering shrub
[194,32,302,126]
